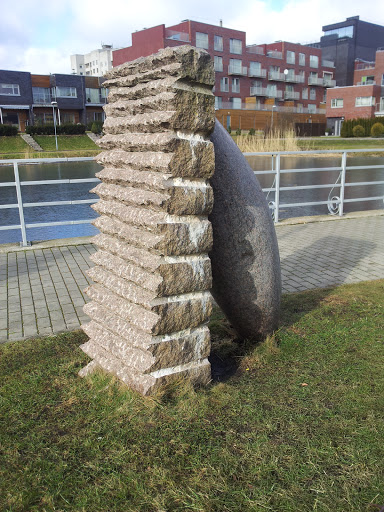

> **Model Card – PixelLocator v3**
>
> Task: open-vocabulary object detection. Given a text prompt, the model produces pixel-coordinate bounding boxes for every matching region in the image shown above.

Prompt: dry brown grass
[235,128,306,153]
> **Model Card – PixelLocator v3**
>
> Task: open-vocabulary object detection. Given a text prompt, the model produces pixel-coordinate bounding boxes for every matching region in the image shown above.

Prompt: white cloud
[1,0,384,74]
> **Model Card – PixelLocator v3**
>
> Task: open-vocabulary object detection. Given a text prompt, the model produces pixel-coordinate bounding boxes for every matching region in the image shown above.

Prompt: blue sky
[1,0,383,74]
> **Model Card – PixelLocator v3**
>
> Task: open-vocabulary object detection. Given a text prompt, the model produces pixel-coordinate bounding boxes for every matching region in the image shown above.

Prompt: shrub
[371,122,384,137]
[227,126,231,134]
[0,124,18,136]
[248,128,255,136]
[352,124,365,137]
[26,123,86,135]
[236,128,242,136]
[91,121,103,134]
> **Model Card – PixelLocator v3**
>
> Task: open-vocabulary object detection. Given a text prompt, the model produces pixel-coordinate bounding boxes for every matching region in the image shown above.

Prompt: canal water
[0,156,383,244]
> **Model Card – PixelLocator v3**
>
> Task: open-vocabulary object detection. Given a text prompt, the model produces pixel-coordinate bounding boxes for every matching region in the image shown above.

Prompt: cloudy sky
[1,0,384,75]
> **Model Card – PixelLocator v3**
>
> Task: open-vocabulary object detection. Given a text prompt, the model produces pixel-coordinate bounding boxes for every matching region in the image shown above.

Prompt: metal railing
[243,149,384,223]
[0,157,100,247]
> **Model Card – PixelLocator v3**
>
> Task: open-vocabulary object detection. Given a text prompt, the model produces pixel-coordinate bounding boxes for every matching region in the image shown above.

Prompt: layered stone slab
[79,45,215,395]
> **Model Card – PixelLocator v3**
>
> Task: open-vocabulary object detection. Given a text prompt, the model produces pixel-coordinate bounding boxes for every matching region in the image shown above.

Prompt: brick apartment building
[326,49,384,135]
[113,20,336,131]
[0,71,107,131]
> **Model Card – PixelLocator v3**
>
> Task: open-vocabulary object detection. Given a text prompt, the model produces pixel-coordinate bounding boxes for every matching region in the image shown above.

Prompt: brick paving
[0,214,383,343]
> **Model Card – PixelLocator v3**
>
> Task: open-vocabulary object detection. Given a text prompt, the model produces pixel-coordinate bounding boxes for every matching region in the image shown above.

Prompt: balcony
[250,86,267,96]
[246,45,264,55]
[266,89,283,99]
[248,68,267,78]
[165,29,190,42]
[375,102,384,116]
[323,78,336,87]
[356,81,376,86]
[285,73,305,83]
[321,59,335,68]
[32,93,52,105]
[308,76,324,86]
[228,64,248,76]
[267,50,283,59]
[284,91,300,100]
[268,71,286,81]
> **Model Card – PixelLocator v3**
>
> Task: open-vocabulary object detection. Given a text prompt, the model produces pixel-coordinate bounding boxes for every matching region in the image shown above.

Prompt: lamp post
[51,101,58,151]
[271,104,277,130]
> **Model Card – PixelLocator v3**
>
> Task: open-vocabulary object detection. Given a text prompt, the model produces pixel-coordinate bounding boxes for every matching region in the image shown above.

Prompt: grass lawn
[34,135,99,152]
[299,137,384,151]
[1,280,384,511]
[0,136,31,159]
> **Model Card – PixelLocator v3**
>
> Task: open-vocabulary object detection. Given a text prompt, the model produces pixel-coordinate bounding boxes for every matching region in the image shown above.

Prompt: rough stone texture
[209,121,281,340]
[79,46,215,395]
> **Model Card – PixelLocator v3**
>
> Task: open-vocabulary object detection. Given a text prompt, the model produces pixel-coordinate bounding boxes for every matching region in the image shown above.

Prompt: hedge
[340,117,384,137]
[0,124,18,136]
[25,123,86,135]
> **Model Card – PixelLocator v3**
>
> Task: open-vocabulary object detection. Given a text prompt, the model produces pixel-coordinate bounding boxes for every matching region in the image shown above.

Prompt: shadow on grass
[209,233,377,381]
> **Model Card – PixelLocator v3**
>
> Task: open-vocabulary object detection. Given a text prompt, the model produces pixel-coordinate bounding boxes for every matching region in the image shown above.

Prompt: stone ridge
[79,46,215,395]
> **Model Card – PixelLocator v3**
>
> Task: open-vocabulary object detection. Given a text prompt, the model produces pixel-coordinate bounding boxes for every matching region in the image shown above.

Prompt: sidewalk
[1,212,383,343]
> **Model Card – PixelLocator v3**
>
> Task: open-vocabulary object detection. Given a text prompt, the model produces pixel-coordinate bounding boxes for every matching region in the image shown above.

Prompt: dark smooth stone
[209,121,281,340]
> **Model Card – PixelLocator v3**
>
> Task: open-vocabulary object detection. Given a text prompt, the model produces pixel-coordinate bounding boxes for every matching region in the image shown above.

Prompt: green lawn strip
[299,137,384,151]
[1,280,383,511]
[0,136,32,158]
[33,135,99,152]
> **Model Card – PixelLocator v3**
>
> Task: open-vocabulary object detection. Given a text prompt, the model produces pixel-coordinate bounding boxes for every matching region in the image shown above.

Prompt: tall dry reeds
[235,128,306,153]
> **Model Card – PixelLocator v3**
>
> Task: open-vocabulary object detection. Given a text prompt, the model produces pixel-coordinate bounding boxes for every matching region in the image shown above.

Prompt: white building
[70,45,113,76]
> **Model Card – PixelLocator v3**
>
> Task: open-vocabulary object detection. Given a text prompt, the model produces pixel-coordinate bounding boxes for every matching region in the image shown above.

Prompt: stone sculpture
[79,46,216,395]
[209,122,281,340]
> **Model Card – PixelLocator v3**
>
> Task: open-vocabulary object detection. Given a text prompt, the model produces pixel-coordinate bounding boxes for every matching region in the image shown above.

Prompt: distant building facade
[70,45,113,76]
[0,70,107,131]
[315,16,384,86]
[113,20,335,129]
[326,49,384,135]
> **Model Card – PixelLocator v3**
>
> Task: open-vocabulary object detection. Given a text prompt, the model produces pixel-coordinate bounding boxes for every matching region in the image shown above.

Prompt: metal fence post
[339,151,347,217]
[13,162,28,246]
[274,153,281,223]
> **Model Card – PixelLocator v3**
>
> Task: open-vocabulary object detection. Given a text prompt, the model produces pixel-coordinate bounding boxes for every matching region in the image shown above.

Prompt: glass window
[324,26,354,39]
[2,113,19,126]
[56,86,77,98]
[231,97,242,109]
[196,32,209,49]
[299,53,305,66]
[361,75,375,84]
[232,78,240,93]
[229,58,242,74]
[230,38,242,54]
[302,87,308,99]
[214,35,223,51]
[220,77,229,92]
[214,56,223,72]
[297,103,304,113]
[310,88,316,100]
[86,88,101,103]
[308,104,316,113]
[32,87,51,104]
[215,96,223,109]
[286,51,295,64]
[310,55,319,68]
[0,83,20,96]
[355,96,375,106]
[249,61,261,76]
[331,98,343,108]
[61,113,76,124]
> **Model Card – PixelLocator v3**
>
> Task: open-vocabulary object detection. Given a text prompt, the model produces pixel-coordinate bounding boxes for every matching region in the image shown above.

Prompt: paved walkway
[0,213,383,343]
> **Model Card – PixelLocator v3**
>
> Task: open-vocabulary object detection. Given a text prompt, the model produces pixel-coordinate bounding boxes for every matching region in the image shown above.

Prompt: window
[297,103,304,113]
[267,84,277,96]
[249,61,261,76]
[331,98,343,108]
[286,51,295,64]
[196,32,208,49]
[310,88,316,100]
[310,55,319,68]
[56,86,77,98]
[0,83,20,96]
[214,56,223,72]
[230,38,242,54]
[231,97,242,109]
[2,113,19,126]
[361,75,375,85]
[286,68,295,81]
[324,26,354,39]
[214,35,223,51]
[215,96,223,109]
[308,104,316,113]
[220,77,229,92]
[302,88,308,99]
[86,88,101,103]
[32,87,51,104]
[299,53,305,66]
[232,78,240,93]
[34,112,53,125]
[61,113,75,124]
[229,58,242,74]
[355,96,375,106]
[299,70,305,82]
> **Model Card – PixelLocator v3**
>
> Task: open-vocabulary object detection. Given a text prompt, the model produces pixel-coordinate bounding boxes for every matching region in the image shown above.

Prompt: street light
[271,104,277,129]
[51,101,58,151]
